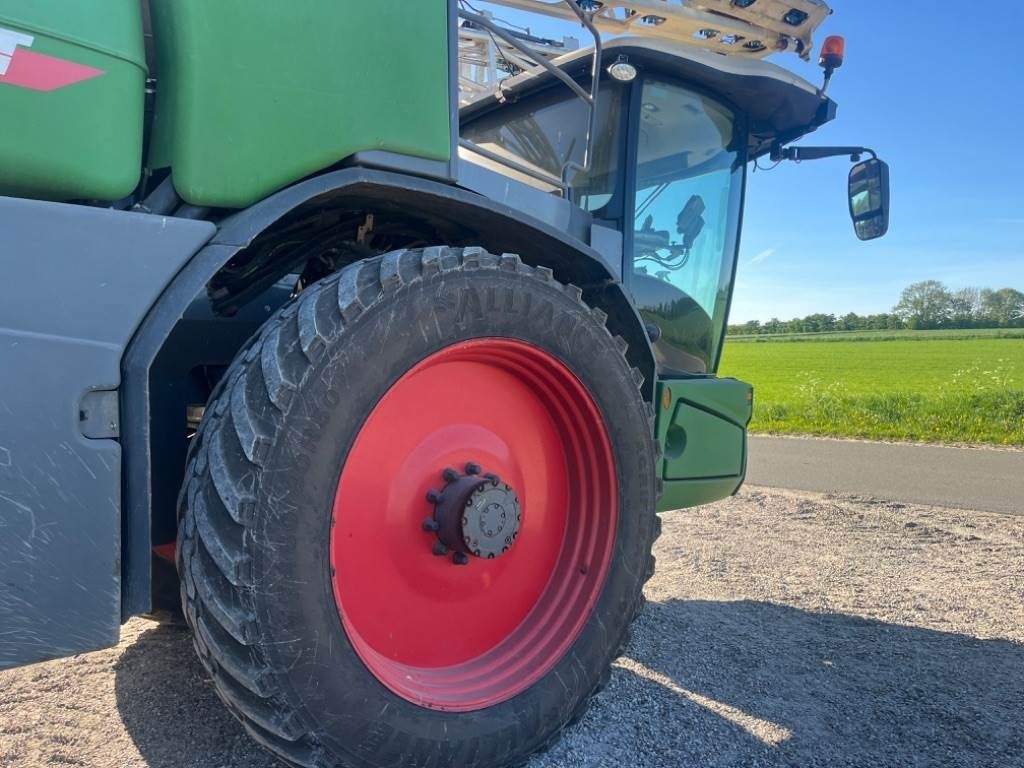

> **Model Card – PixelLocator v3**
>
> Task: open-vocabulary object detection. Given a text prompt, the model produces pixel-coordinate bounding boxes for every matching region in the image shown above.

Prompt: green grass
[719,334,1024,446]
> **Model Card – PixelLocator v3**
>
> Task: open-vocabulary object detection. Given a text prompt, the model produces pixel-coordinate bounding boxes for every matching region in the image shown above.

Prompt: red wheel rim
[330,339,618,711]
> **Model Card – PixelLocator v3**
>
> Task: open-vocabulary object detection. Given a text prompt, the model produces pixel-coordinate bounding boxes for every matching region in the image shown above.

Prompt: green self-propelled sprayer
[0,1,887,765]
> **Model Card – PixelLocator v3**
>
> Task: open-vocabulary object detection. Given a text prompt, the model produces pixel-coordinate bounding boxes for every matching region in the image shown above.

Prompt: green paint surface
[720,336,1024,445]
[0,0,144,200]
[148,0,452,207]
[656,376,752,513]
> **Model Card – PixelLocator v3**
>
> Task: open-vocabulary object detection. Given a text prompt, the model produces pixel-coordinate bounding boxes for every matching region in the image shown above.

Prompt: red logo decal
[0,47,104,91]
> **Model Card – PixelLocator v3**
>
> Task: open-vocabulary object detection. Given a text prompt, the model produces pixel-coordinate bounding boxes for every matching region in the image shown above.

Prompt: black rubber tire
[177,247,660,768]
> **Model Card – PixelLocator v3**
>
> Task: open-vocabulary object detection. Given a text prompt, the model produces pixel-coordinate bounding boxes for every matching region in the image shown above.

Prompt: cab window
[629,80,745,374]
[461,83,625,212]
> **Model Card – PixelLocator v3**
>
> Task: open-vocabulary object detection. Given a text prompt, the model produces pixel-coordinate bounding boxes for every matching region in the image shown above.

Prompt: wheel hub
[331,338,618,710]
[423,463,522,565]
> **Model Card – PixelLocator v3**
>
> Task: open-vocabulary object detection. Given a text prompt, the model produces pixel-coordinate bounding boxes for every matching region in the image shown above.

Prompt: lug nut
[432,542,449,557]
[453,552,470,566]
[422,518,440,532]
[465,462,482,475]
[443,467,459,482]
[484,472,500,484]
[426,489,441,504]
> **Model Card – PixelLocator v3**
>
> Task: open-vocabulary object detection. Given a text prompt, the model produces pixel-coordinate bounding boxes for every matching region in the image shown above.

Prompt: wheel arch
[122,167,655,619]
[212,167,654,394]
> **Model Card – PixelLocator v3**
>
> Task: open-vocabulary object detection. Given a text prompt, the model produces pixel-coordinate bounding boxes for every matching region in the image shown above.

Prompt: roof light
[819,35,845,70]
[818,35,845,95]
[783,9,809,26]
[607,57,638,82]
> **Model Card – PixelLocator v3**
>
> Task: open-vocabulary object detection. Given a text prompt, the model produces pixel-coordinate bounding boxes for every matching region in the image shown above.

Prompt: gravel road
[2,488,1022,768]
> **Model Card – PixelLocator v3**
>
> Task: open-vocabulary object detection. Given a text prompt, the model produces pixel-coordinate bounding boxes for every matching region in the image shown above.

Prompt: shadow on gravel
[114,604,1024,768]
[114,623,284,768]
[602,600,1024,768]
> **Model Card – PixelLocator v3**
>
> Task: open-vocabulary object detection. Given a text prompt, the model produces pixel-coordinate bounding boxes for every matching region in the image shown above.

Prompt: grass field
[719,331,1024,446]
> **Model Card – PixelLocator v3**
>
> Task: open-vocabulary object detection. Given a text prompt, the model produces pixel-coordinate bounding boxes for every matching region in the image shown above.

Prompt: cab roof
[461,36,837,160]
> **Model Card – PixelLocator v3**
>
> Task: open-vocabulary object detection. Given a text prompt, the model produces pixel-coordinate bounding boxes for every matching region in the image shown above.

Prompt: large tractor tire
[178,247,660,768]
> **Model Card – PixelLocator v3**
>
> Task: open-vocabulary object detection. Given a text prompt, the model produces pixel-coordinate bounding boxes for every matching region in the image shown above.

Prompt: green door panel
[655,377,752,512]
[148,0,453,208]
[663,404,744,480]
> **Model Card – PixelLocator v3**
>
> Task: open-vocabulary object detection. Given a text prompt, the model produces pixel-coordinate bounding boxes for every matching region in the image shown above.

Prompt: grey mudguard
[0,197,214,669]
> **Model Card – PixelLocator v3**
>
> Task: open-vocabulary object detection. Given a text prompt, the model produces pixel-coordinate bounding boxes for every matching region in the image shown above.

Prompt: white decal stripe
[0,26,35,76]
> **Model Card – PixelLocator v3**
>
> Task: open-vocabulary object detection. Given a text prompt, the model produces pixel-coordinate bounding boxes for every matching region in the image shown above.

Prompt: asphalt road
[747,435,1024,515]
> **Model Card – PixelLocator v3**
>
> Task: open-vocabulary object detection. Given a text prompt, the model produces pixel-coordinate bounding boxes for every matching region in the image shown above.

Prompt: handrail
[561,0,602,177]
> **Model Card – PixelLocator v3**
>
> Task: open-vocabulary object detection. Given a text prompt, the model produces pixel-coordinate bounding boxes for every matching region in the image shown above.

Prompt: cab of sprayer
[460,36,889,376]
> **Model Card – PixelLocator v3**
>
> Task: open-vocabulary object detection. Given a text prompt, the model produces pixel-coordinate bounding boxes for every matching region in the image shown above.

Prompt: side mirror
[848,158,890,241]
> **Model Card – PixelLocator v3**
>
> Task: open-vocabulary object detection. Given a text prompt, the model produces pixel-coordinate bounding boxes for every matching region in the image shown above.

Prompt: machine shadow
[114,622,284,767]
[114,602,1024,768]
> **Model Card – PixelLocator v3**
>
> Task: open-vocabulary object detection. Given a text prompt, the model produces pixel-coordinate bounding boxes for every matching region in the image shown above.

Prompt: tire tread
[178,247,662,768]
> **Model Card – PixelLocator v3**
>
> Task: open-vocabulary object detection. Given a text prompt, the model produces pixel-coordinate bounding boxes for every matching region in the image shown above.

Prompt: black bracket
[770,145,877,163]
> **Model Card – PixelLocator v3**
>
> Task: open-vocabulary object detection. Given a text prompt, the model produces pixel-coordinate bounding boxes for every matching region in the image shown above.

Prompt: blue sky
[475,2,1024,321]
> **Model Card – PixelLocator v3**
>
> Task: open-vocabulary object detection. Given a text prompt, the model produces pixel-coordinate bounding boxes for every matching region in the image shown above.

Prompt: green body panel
[655,377,753,513]
[663,406,744,480]
[0,0,144,201]
[148,0,453,208]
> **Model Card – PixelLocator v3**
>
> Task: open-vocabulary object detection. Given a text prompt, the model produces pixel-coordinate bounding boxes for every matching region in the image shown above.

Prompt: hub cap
[424,464,522,562]
[330,339,618,711]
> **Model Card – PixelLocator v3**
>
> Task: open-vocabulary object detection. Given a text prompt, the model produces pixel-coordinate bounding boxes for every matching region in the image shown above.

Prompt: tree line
[728,281,1024,336]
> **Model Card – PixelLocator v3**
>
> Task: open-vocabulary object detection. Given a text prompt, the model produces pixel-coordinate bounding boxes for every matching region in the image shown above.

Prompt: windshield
[629,80,745,375]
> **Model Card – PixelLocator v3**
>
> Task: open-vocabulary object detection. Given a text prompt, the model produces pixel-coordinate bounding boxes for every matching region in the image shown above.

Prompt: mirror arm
[770,144,878,163]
